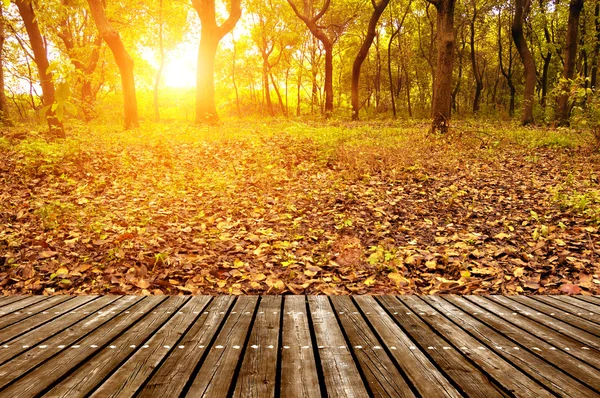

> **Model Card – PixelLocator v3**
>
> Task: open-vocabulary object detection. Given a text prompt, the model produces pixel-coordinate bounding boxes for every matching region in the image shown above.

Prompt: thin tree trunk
[15,0,64,136]
[591,3,600,89]
[557,0,584,125]
[153,0,164,122]
[470,9,483,114]
[232,34,241,116]
[351,0,390,120]
[0,4,11,125]
[87,0,138,129]
[270,73,286,116]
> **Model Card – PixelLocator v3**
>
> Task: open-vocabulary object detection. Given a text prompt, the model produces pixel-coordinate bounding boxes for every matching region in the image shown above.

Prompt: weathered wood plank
[489,296,600,350]
[575,295,600,308]
[308,295,370,398]
[46,296,195,397]
[0,296,49,315]
[533,296,600,324]
[445,295,600,389]
[466,296,600,368]
[561,296,600,314]
[509,296,600,336]
[377,296,509,398]
[0,296,166,397]
[0,296,71,330]
[354,296,460,398]
[233,296,281,398]
[0,295,102,348]
[184,296,258,397]
[280,296,322,398]
[400,296,554,398]
[331,296,415,397]
[422,295,599,397]
[0,296,33,309]
[93,296,233,398]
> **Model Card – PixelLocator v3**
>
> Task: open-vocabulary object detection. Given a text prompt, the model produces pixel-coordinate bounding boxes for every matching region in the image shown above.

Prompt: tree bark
[470,6,483,114]
[428,0,457,134]
[15,0,64,136]
[192,0,242,124]
[0,4,11,126]
[557,0,584,125]
[512,0,536,125]
[591,3,600,89]
[287,0,334,118]
[87,0,138,129]
[351,0,390,120]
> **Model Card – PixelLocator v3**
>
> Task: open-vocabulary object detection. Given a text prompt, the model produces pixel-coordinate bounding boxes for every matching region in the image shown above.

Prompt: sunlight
[162,46,197,88]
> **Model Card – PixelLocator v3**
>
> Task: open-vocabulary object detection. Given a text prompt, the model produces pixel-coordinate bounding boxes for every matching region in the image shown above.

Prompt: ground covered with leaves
[1,120,599,295]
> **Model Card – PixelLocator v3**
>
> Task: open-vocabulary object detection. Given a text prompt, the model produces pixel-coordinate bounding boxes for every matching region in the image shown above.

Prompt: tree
[287,0,335,118]
[427,0,457,134]
[87,0,139,129]
[512,0,536,125]
[0,3,11,126]
[191,0,242,124]
[351,0,390,120]
[498,4,517,117]
[15,0,64,137]
[557,0,584,125]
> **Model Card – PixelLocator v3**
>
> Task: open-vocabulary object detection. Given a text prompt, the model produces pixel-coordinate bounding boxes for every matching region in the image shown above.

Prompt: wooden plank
[400,296,554,398]
[377,296,509,398]
[0,296,71,330]
[308,295,369,398]
[184,296,259,397]
[0,296,49,315]
[0,296,32,309]
[280,296,322,398]
[489,296,600,350]
[0,295,102,347]
[533,296,600,324]
[422,295,599,397]
[509,296,600,336]
[466,296,600,368]
[445,295,600,389]
[354,296,460,398]
[0,296,167,397]
[93,296,233,398]
[576,295,600,307]
[330,296,415,397]
[561,296,600,314]
[45,296,197,397]
[232,296,281,398]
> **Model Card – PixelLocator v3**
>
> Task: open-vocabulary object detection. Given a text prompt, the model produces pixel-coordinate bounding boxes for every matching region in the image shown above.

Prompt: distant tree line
[0,0,594,134]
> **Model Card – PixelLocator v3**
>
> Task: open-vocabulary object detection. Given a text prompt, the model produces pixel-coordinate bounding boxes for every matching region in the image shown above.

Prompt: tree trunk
[15,0,64,136]
[351,0,390,120]
[557,0,584,125]
[192,0,242,124]
[323,42,333,117]
[87,0,138,129]
[512,0,536,125]
[0,4,10,126]
[470,12,483,114]
[428,0,457,134]
[153,0,164,122]
[232,34,241,116]
[591,3,600,89]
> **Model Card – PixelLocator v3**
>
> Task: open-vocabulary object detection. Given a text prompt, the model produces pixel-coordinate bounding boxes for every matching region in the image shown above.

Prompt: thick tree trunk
[351,0,390,120]
[192,0,241,124]
[87,0,138,129]
[512,0,536,125]
[15,0,64,137]
[428,0,456,134]
[557,0,584,125]
[591,3,600,89]
[0,5,11,126]
[262,58,274,116]
[323,42,333,117]
[196,32,219,123]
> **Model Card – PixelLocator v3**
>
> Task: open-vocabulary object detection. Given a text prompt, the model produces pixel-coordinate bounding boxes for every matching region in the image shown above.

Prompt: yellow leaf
[364,275,377,286]
[425,260,437,269]
[388,272,408,285]
[217,280,227,288]
[554,238,566,246]
[513,267,525,278]
[55,266,69,277]
[460,270,471,278]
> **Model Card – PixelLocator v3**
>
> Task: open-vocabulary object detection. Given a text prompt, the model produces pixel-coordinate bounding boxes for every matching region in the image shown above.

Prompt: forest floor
[1,120,599,296]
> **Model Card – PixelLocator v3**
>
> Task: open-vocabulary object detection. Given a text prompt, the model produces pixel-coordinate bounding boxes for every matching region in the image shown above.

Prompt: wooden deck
[0,295,598,397]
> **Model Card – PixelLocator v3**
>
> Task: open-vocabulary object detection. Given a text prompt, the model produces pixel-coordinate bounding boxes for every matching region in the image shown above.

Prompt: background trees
[0,0,597,132]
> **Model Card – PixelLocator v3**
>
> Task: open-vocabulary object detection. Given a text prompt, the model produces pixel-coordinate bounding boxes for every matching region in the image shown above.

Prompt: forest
[0,0,599,296]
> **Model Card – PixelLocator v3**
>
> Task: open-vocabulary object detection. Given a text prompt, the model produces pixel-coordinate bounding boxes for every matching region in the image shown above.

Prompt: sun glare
[163,46,197,88]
